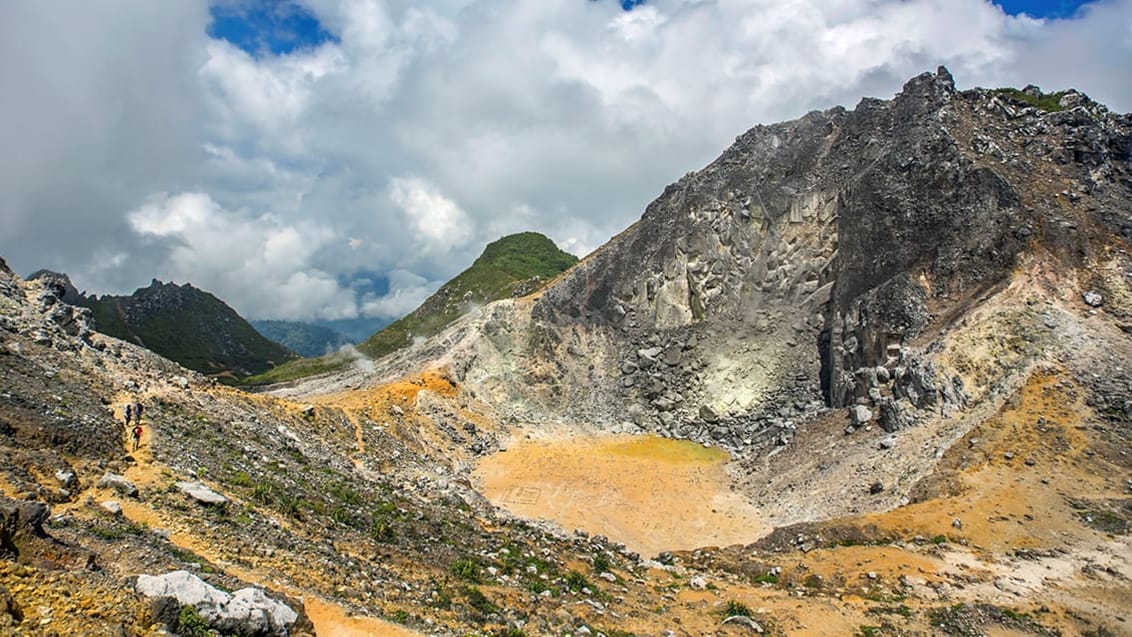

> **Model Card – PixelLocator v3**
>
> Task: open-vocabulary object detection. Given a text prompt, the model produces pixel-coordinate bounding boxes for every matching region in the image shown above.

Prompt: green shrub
[564,570,591,592]
[177,605,212,637]
[721,600,752,618]
[994,88,1069,113]
[450,558,481,583]
[464,586,496,615]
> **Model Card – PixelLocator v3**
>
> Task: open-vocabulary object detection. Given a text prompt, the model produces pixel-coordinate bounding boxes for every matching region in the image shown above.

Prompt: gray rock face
[135,570,298,637]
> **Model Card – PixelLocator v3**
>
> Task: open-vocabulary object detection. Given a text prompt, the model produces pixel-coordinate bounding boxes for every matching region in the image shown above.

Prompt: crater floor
[474,432,765,556]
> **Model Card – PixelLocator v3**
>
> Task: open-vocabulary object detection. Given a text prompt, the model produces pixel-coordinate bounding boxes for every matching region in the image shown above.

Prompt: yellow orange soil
[303,596,423,637]
[475,433,765,556]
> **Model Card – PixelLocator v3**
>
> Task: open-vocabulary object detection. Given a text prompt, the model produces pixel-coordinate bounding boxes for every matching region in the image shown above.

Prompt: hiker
[132,423,143,451]
[124,403,133,426]
[133,401,144,425]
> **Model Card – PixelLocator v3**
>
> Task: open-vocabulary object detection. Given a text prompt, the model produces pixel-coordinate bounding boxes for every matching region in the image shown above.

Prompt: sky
[1,0,1129,324]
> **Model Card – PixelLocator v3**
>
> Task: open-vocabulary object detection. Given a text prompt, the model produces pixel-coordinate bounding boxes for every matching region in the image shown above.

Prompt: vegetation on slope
[240,349,357,386]
[251,319,353,357]
[357,231,577,359]
[993,87,1070,113]
[74,281,297,380]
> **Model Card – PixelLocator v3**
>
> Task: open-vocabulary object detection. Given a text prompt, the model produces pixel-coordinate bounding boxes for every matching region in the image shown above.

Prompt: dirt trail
[475,432,765,556]
[71,392,422,637]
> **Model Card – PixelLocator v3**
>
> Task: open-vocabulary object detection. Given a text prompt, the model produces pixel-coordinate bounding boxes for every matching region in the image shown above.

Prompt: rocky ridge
[29,271,298,380]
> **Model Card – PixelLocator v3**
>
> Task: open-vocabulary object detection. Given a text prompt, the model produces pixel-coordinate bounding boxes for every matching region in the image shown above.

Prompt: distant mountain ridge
[29,271,297,380]
[250,319,352,357]
[356,231,578,358]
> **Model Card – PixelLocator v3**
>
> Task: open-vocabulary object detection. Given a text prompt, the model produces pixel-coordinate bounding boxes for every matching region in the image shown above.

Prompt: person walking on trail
[133,401,144,424]
[124,403,133,426]
[132,423,143,451]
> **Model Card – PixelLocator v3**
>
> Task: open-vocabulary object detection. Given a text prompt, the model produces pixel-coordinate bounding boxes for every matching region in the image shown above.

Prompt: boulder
[97,472,138,497]
[54,469,76,488]
[849,405,873,426]
[0,498,49,540]
[699,404,720,423]
[877,398,912,433]
[176,482,229,506]
[100,501,122,516]
[135,570,298,637]
[1082,290,1104,307]
[721,615,764,632]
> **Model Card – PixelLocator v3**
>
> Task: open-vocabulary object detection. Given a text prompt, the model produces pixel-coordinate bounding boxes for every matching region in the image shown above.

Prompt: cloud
[126,192,357,321]
[388,177,473,249]
[1,0,1129,325]
[360,268,438,320]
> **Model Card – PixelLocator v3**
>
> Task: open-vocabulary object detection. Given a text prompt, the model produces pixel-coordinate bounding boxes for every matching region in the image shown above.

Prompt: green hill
[242,232,577,386]
[357,232,578,359]
[31,272,297,381]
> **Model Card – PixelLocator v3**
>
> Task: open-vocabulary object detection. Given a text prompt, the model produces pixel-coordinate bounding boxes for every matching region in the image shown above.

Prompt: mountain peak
[355,231,577,360]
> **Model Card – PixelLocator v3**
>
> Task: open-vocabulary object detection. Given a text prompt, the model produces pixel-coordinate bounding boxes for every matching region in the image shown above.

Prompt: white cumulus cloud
[388,177,473,249]
[1,0,1129,324]
[126,192,357,321]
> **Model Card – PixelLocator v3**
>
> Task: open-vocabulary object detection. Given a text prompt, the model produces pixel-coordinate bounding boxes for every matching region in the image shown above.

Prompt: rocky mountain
[251,319,353,357]
[1,69,1130,637]
[314,69,1130,445]
[28,272,298,381]
[358,231,579,359]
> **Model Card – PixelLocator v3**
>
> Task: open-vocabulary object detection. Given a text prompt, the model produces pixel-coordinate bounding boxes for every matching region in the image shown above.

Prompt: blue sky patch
[208,0,338,57]
[990,0,1096,19]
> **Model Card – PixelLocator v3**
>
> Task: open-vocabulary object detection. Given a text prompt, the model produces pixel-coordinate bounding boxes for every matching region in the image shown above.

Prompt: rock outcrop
[135,570,299,637]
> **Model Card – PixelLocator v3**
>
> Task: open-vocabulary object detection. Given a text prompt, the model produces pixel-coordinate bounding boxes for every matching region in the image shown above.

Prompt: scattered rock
[869,482,885,495]
[100,501,122,516]
[1082,291,1104,307]
[301,404,315,418]
[689,575,708,590]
